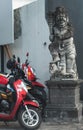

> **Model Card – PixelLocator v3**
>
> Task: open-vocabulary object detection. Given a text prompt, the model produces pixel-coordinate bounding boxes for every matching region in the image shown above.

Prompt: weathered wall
[8,0,51,84]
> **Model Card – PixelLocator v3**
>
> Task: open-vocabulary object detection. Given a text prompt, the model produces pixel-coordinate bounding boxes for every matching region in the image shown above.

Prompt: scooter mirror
[13,55,16,59]
[26,52,29,57]
[17,57,20,63]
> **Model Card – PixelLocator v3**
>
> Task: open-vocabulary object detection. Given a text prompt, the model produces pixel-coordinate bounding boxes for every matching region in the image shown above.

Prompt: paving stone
[0,121,83,130]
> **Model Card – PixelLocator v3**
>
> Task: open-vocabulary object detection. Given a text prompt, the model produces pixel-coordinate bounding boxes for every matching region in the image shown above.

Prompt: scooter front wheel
[18,106,42,130]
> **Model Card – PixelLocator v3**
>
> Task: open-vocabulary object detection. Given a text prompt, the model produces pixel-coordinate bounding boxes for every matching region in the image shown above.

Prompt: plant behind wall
[14,9,22,40]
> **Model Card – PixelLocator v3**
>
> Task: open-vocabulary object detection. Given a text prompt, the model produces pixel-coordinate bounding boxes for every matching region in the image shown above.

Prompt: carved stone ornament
[47,6,78,80]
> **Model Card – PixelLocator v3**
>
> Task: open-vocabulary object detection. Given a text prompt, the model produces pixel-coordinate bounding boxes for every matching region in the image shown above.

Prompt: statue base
[45,79,83,122]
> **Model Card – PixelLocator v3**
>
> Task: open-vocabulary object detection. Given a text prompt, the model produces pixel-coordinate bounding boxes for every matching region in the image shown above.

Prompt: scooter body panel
[0,79,26,120]
[0,74,9,85]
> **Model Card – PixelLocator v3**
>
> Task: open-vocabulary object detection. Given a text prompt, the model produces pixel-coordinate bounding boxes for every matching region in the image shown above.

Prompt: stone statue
[47,6,78,80]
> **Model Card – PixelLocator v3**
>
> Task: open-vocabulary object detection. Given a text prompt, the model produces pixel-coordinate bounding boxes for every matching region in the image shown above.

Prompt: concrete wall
[8,0,51,83]
[0,0,14,45]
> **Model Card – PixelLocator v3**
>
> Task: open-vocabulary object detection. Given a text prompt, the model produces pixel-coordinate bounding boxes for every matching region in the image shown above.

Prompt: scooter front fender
[23,100,39,108]
[32,81,45,88]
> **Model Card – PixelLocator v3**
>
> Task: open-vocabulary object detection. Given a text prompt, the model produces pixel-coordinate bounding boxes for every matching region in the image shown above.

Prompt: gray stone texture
[45,79,83,122]
[1,121,83,130]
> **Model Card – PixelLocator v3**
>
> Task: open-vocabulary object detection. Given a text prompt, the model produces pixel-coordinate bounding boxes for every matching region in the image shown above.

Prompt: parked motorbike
[7,54,48,117]
[21,53,48,116]
[0,70,42,129]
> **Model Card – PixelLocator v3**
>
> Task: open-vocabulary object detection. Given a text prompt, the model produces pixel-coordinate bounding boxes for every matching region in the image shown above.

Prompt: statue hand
[56,34,63,40]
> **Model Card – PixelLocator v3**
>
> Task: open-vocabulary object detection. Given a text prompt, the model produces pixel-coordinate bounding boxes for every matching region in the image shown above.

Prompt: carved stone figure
[48,6,78,79]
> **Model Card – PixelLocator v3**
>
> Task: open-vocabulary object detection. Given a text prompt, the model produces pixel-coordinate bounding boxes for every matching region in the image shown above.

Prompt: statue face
[56,13,68,28]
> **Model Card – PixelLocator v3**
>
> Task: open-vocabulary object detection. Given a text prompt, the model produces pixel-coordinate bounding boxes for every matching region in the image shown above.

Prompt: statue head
[54,6,69,28]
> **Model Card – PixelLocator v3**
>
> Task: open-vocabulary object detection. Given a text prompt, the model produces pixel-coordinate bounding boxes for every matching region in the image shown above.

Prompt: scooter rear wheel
[18,106,42,130]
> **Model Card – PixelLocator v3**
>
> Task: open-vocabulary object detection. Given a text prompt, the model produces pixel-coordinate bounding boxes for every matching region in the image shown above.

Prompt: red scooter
[0,72,42,130]
[22,53,48,117]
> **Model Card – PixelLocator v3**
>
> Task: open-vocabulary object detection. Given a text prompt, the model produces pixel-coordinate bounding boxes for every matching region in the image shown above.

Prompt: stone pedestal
[45,79,83,122]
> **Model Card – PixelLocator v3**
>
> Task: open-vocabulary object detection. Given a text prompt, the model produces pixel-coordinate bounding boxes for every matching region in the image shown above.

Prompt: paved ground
[0,120,83,130]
